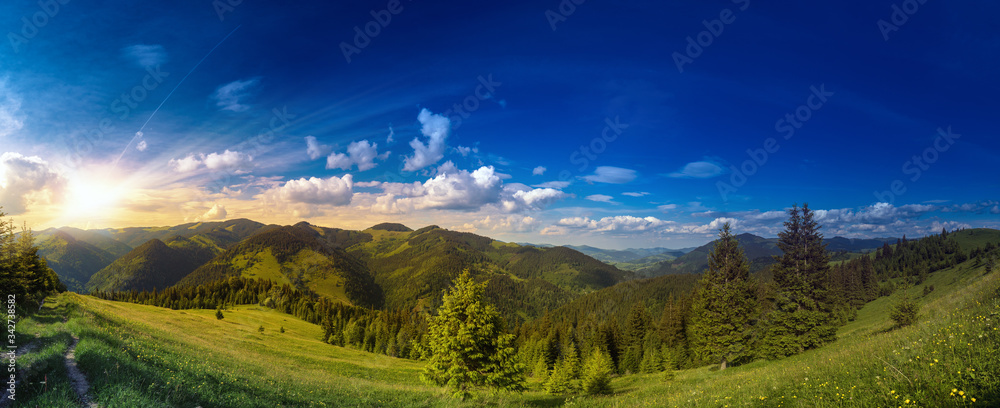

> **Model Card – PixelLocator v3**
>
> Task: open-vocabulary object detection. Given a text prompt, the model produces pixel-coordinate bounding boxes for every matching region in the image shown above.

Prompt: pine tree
[420,270,525,399]
[687,222,758,369]
[580,348,614,395]
[763,204,837,359]
[543,357,574,394]
[216,308,224,320]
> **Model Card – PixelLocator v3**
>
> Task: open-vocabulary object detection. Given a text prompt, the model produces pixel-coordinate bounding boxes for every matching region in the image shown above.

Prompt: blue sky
[0,0,997,248]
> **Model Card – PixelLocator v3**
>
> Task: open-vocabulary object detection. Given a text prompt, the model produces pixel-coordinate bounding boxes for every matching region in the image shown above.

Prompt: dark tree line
[0,209,65,308]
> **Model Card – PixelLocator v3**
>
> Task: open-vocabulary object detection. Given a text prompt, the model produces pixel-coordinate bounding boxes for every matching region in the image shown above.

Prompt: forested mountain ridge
[35,219,275,292]
[84,238,208,293]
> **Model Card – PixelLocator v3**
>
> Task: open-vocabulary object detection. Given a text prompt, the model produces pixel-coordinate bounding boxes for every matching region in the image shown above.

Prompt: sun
[62,172,127,222]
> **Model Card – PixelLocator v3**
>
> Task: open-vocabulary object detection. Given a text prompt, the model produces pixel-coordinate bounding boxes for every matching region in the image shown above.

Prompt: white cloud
[305,136,331,160]
[386,126,395,143]
[532,166,547,176]
[622,192,649,197]
[502,186,567,212]
[169,154,202,172]
[212,78,260,112]
[369,162,567,214]
[667,160,725,178]
[136,140,148,152]
[456,146,478,157]
[532,181,571,189]
[557,215,673,232]
[582,166,637,184]
[204,150,253,171]
[326,140,387,171]
[170,150,254,173]
[658,204,677,211]
[454,215,540,233]
[121,44,167,67]
[0,152,66,214]
[586,194,614,203]
[403,109,450,171]
[265,174,354,206]
[196,204,227,221]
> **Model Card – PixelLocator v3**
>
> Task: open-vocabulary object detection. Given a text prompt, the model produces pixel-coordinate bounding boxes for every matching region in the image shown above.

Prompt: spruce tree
[420,270,525,399]
[763,204,837,359]
[687,222,758,369]
[543,357,574,394]
[580,348,614,395]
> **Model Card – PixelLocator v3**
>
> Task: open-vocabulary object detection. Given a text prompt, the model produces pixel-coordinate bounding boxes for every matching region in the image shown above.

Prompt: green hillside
[35,231,121,292]
[12,245,999,407]
[84,238,208,292]
[345,225,635,316]
[175,224,384,309]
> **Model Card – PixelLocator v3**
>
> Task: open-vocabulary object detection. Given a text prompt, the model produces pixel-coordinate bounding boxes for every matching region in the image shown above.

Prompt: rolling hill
[35,230,124,292]
[175,224,384,309]
[84,238,210,292]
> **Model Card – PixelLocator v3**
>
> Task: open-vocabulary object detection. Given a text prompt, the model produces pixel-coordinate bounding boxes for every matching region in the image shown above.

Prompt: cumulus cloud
[586,194,614,203]
[368,162,567,214]
[667,160,725,178]
[196,204,227,221]
[403,109,450,171]
[0,152,66,214]
[557,215,673,232]
[264,174,353,206]
[305,136,331,160]
[212,78,260,112]
[502,185,568,212]
[532,166,547,176]
[326,140,387,171]
[121,44,167,67]
[136,140,148,152]
[455,215,540,233]
[582,166,637,184]
[170,150,254,173]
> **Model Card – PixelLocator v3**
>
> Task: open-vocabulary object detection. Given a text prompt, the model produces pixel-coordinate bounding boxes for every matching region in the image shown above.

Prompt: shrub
[216,309,224,320]
[889,297,919,327]
[258,325,265,333]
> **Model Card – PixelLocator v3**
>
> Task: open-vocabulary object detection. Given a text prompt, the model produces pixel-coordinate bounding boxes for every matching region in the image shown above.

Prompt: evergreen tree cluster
[0,209,65,306]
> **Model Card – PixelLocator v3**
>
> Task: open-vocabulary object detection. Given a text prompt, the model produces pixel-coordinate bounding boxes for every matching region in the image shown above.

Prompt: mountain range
[34,218,898,322]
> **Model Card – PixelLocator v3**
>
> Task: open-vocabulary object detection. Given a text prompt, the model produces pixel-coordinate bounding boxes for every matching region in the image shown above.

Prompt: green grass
[14,258,1000,407]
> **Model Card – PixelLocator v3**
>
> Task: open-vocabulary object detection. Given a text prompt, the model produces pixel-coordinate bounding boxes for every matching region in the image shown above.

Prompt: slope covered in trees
[84,238,210,292]
[175,224,384,309]
[35,230,121,292]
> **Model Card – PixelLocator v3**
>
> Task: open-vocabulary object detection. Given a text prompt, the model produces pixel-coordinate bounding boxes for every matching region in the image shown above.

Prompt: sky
[0,0,997,249]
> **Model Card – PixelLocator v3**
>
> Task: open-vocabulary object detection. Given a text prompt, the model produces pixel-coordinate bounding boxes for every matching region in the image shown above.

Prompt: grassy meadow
[10,257,999,407]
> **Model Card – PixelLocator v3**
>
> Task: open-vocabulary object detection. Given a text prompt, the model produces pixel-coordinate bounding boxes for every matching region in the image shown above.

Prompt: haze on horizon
[0,1,997,250]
